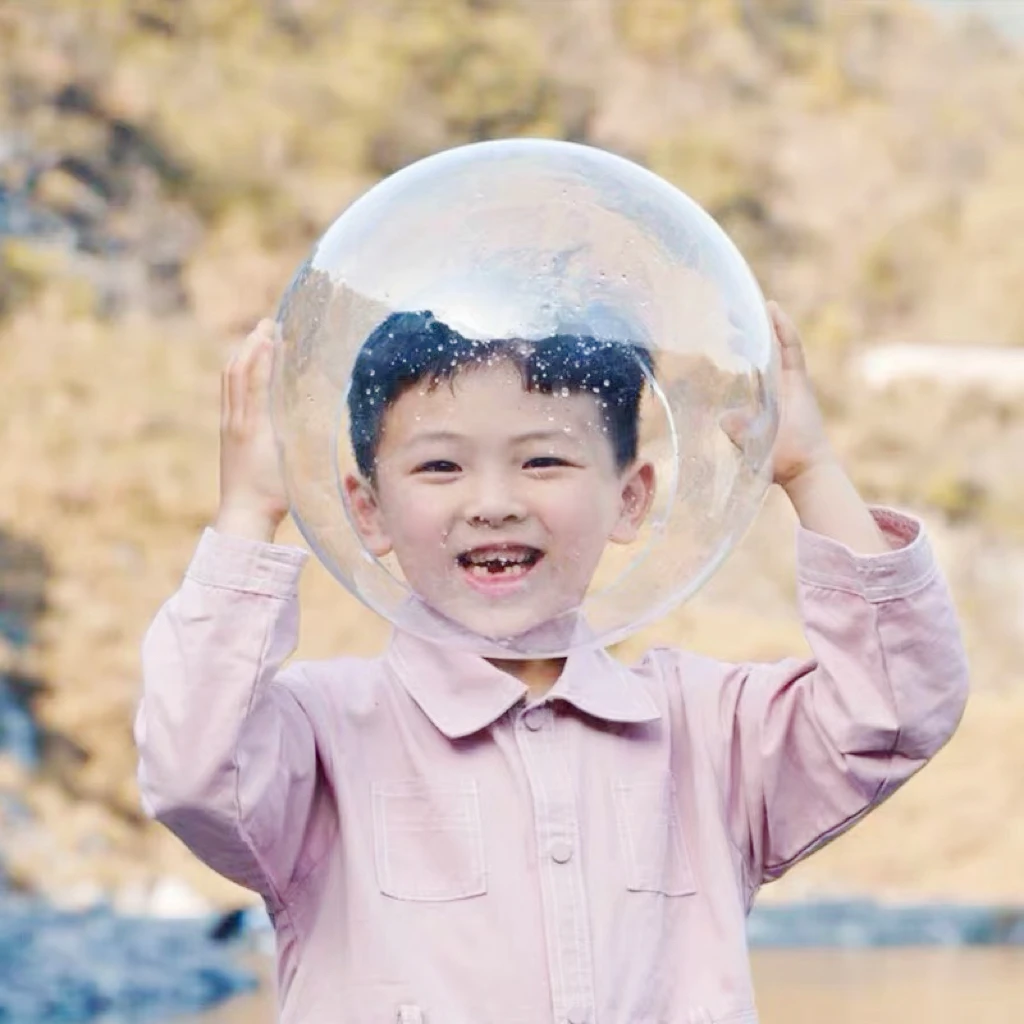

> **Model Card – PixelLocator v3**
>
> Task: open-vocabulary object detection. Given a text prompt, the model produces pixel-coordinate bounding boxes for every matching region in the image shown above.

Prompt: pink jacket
[135,509,968,1024]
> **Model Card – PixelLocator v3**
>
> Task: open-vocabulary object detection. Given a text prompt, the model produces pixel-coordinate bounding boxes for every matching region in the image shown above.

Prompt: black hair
[347,310,654,479]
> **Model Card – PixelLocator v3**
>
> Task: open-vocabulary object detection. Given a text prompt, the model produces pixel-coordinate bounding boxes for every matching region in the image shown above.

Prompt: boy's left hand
[732,302,889,554]
[766,301,836,491]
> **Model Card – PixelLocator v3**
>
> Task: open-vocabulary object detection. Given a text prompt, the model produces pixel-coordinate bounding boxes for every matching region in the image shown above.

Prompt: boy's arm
[135,318,334,904]
[708,304,968,893]
[712,508,968,894]
[135,527,336,906]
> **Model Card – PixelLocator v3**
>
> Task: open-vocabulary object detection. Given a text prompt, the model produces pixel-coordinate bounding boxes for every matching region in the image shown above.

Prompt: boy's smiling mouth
[455,544,544,590]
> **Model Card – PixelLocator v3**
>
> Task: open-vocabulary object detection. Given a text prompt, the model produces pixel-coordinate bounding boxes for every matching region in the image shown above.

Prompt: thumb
[767,300,806,373]
[249,332,275,405]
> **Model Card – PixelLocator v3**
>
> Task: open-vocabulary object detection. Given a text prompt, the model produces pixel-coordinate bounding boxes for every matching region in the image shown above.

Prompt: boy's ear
[343,474,393,557]
[610,461,656,545]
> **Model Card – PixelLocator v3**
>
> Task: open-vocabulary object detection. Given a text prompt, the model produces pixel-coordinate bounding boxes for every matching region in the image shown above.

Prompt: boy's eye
[414,460,461,474]
[524,456,571,470]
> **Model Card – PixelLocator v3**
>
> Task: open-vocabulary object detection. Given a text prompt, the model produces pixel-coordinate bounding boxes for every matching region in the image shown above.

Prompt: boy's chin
[407,595,585,654]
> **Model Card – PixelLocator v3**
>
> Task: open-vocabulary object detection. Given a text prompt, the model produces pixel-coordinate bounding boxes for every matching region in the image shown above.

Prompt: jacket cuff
[796,507,937,603]
[186,527,308,598]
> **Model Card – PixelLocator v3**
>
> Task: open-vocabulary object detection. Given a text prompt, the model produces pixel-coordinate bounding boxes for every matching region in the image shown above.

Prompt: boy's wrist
[213,502,286,544]
[778,455,844,507]
[780,457,890,554]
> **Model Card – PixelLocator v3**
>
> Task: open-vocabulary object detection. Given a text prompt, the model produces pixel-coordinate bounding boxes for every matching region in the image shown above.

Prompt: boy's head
[344,310,657,640]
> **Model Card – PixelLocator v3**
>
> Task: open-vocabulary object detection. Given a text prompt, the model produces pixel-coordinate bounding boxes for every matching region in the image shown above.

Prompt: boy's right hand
[214,319,290,543]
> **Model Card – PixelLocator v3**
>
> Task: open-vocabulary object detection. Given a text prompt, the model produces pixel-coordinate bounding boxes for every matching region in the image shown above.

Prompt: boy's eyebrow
[402,430,466,447]
[511,430,585,445]
[402,428,586,447]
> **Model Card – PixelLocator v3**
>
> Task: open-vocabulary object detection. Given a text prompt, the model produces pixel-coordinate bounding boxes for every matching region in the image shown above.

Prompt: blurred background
[1,0,1022,1020]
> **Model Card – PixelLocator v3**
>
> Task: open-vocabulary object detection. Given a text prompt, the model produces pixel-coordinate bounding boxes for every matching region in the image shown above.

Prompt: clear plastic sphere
[272,138,778,658]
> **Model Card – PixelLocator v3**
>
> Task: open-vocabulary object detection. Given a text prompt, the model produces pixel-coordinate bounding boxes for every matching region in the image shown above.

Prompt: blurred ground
[0,0,1022,912]
[177,949,1024,1024]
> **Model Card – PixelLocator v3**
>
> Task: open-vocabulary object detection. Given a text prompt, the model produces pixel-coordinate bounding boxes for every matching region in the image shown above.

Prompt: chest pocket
[372,779,487,901]
[614,772,697,897]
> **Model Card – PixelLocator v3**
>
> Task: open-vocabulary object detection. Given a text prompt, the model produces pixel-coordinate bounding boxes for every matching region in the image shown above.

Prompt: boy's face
[345,359,654,641]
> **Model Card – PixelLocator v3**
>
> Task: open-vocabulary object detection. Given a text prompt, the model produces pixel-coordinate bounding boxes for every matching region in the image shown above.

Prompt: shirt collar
[549,647,662,726]
[387,629,661,740]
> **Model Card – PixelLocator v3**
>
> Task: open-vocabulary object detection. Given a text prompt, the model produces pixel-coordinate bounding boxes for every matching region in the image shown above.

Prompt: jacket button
[523,707,548,731]
[549,839,573,864]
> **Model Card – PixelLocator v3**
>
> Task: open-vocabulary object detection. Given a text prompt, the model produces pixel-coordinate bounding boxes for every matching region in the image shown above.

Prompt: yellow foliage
[614,0,704,58]
[2,0,1024,909]
[0,242,76,314]
[648,129,760,220]
[803,301,855,358]
[922,471,985,522]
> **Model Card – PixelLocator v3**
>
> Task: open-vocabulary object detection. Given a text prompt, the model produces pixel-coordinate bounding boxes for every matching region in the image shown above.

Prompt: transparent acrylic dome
[272,138,778,657]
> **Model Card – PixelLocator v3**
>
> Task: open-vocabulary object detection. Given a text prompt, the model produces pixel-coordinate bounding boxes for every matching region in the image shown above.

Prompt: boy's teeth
[458,547,541,575]
[467,562,529,578]
[462,548,536,565]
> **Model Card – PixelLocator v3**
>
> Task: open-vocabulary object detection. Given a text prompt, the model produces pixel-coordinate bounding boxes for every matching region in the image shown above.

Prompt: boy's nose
[464,477,527,527]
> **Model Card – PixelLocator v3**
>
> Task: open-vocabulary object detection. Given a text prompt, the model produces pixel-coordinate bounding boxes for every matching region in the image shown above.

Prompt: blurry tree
[1,0,1023,907]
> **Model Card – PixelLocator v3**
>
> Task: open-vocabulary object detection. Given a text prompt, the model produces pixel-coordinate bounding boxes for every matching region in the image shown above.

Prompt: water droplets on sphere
[272,139,778,658]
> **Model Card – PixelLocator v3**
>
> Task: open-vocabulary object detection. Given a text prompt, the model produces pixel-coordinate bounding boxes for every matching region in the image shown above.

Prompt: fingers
[222,320,279,434]
[767,300,806,373]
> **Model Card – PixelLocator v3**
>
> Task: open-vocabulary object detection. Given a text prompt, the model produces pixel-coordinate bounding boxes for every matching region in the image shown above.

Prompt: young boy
[135,302,968,1024]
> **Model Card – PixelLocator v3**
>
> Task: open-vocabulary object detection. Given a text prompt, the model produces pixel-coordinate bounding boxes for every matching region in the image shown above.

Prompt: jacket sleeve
[713,509,969,893]
[134,527,336,907]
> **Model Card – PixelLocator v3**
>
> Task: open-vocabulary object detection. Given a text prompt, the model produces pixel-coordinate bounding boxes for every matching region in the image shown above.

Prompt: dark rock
[0,893,257,1023]
[748,899,1024,948]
